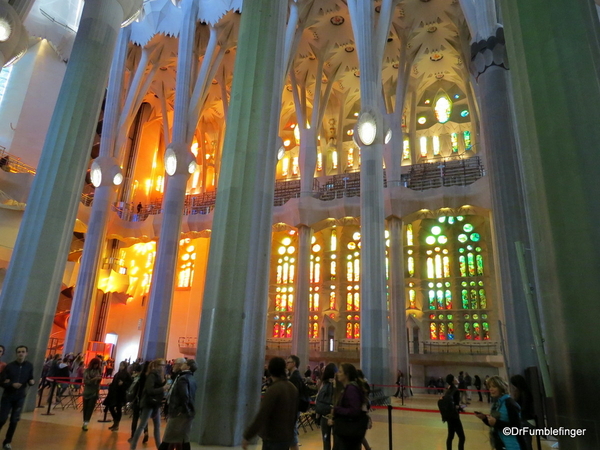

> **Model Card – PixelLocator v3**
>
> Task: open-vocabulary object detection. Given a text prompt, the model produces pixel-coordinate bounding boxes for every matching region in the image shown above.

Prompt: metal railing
[0,147,36,175]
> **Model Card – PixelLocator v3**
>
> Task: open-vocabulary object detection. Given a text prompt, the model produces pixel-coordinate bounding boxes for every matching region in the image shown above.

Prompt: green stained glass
[463,131,472,151]
[408,256,415,277]
[473,314,479,320]
[470,281,476,286]
[447,322,454,340]
[451,133,459,153]
[437,290,444,309]
[478,280,484,286]
[473,322,480,340]
[436,282,443,288]
[445,290,452,309]
[429,290,435,309]
[448,216,455,224]
[470,233,481,242]
[458,234,468,243]
[445,281,451,287]
[463,224,474,232]
[467,253,475,276]
[461,290,469,309]
[464,314,470,319]
[459,256,467,277]
[438,216,447,223]
[470,290,478,309]
[431,226,442,235]
[476,247,482,252]
[464,322,471,339]
[428,282,434,288]
[438,314,444,320]
[438,235,448,244]
[467,245,473,250]
[479,289,487,308]
[476,254,484,275]
[426,236,436,245]
[447,314,453,320]
[461,281,467,287]
[457,216,464,221]
[459,248,465,253]
[482,322,490,340]
[482,314,488,319]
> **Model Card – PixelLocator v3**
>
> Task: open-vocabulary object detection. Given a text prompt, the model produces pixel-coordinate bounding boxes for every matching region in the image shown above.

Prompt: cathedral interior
[0,0,599,447]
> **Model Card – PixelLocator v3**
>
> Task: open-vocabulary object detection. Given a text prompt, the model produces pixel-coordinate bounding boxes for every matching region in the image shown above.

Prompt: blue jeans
[130,406,161,449]
[0,395,25,445]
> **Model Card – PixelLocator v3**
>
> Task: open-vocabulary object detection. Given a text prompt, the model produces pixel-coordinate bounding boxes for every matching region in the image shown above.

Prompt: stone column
[191,0,287,445]
[347,0,391,386]
[140,0,197,360]
[471,27,539,376]
[0,0,141,409]
[500,1,600,447]
[63,27,130,355]
[291,224,312,368]
[387,216,409,386]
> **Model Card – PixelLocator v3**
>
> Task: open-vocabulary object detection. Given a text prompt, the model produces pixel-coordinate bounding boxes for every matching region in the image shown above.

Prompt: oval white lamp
[357,111,377,146]
[165,147,177,176]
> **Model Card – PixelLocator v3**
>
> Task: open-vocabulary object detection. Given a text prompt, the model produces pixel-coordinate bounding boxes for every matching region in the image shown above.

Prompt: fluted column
[291,225,312,368]
[140,0,198,360]
[387,217,409,385]
[347,0,391,387]
[63,27,131,355]
[0,0,141,410]
[191,0,287,445]
[471,27,539,376]
[500,1,600,447]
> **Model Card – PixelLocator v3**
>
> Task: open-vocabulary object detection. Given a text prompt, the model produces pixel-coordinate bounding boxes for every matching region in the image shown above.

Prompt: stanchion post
[400,385,404,406]
[41,380,56,416]
[98,406,111,423]
[37,381,45,408]
[387,404,393,450]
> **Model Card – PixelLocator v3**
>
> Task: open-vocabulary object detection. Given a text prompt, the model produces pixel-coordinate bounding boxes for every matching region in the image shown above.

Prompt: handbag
[334,412,369,439]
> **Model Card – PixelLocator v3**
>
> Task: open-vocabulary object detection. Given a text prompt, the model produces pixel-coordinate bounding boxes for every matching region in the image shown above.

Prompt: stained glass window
[463,131,472,151]
[332,150,338,169]
[403,140,411,160]
[420,136,428,157]
[176,239,196,289]
[434,95,452,124]
[451,133,459,153]
[407,224,414,246]
[292,156,299,175]
[317,152,323,171]
[329,291,336,310]
[432,135,440,156]
[409,289,416,309]
[282,158,289,177]
[347,148,354,168]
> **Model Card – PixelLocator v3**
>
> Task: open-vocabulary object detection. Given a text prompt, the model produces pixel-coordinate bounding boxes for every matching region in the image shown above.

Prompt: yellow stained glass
[329,291,336,309]
[407,224,413,246]
[427,257,434,279]
[330,229,337,251]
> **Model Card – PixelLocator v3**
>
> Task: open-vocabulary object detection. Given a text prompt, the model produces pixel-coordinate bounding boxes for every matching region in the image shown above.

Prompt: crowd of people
[0,345,537,450]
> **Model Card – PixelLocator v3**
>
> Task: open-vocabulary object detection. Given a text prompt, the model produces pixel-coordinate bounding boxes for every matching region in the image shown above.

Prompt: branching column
[0,0,140,409]
[291,225,312,368]
[191,0,287,445]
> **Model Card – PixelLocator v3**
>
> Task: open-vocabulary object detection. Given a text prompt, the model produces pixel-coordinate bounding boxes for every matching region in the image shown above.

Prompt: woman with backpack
[442,374,465,450]
[104,361,132,431]
[129,358,168,450]
[475,376,526,450]
[315,363,337,450]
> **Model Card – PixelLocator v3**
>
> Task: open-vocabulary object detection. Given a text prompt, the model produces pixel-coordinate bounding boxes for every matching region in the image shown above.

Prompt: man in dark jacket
[243,357,298,450]
[159,359,197,450]
[0,346,35,449]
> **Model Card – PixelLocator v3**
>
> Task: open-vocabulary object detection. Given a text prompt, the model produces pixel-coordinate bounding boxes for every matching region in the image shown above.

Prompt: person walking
[442,374,465,450]
[104,361,132,431]
[330,363,370,450]
[315,363,337,450]
[475,376,526,450]
[158,359,197,450]
[474,375,483,402]
[81,357,103,431]
[0,346,35,449]
[129,358,167,450]
[242,357,298,450]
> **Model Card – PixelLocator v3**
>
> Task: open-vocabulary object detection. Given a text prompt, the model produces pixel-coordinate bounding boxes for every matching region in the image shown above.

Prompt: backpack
[438,392,458,422]
[315,382,334,416]
[126,375,140,403]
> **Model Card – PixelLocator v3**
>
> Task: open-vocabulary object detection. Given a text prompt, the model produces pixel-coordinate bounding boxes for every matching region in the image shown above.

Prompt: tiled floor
[3,395,556,449]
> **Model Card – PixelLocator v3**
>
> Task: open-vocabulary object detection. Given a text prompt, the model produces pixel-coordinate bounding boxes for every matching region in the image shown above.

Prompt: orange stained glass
[347,261,353,281]
[330,261,336,278]
[286,323,292,338]
[430,322,438,340]
[275,294,282,311]
[283,262,289,283]
[346,292,353,311]
[310,261,314,283]
[276,265,282,284]
[313,293,320,310]
[354,259,360,282]
[317,152,323,171]
[287,294,294,311]
[292,156,299,175]
[354,293,360,311]
[330,230,337,251]
[439,322,446,340]
[348,148,354,168]
[289,264,295,283]
[282,158,289,177]
[329,291,336,310]
[409,289,416,309]
[273,323,280,337]
[315,263,320,283]
[346,322,352,338]
[354,322,360,339]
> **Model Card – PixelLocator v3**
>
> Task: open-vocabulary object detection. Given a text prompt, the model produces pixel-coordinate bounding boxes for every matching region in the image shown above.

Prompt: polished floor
[4,395,556,450]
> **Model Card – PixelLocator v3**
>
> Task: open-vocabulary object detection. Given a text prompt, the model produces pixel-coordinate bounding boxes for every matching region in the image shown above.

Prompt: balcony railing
[0,147,36,175]
[412,340,500,355]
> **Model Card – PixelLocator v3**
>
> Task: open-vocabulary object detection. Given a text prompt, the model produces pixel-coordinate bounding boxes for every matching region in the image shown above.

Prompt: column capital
[0,2,28,67]
[470,27,508,80]
[116,0,144,27]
